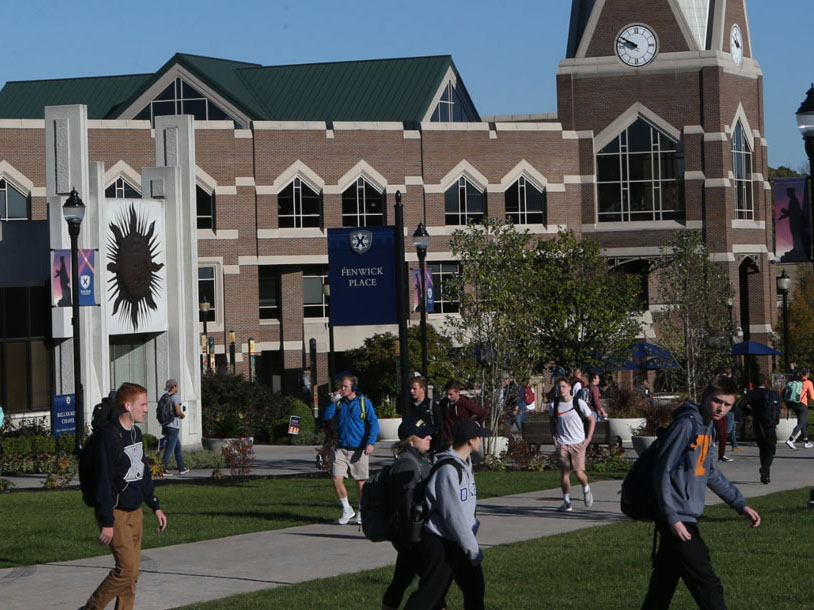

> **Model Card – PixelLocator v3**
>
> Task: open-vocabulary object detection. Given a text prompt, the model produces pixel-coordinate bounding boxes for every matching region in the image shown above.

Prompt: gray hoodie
[654,402,747,525]
[424,448,482,564]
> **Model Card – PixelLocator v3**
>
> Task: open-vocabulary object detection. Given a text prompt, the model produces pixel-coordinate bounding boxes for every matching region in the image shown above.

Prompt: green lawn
[174,488,814,610]
[0,470,576,569]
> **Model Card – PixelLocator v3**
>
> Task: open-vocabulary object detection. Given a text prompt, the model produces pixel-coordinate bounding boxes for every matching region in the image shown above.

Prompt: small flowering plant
[205,409,250,439]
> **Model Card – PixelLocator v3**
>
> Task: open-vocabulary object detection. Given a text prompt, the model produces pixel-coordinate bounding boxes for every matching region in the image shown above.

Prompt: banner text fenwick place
[328,226,398,326]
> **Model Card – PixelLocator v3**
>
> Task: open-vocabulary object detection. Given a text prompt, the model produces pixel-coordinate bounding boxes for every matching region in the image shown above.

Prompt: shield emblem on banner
[80,275,91,290]
[349,230,373,255]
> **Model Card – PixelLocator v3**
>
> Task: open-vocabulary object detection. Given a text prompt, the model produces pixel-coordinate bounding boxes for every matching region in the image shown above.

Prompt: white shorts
[331,447,369,480]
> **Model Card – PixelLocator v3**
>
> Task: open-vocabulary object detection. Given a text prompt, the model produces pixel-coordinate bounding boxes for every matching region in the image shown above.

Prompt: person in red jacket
[438,380,489,445]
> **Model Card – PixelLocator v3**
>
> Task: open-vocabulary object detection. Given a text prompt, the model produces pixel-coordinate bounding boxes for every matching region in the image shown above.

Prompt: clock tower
[558,0,774,347]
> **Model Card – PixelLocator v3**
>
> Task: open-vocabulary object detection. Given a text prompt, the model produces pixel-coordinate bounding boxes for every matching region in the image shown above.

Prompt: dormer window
[134,77,242,128]
[0,180,30,220]
[430,81,478,123]
[105,177,141,199]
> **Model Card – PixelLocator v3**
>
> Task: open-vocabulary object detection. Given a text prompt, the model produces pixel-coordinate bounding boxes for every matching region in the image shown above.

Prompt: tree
[446,219,540,443]
[655,231,734,401]
[343,325,459,406]
[769,165,804,178]
[775,267,814,368]
[531,230,643,370]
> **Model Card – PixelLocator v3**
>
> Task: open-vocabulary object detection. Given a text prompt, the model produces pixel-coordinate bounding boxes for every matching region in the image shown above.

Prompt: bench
[521,419,611,452]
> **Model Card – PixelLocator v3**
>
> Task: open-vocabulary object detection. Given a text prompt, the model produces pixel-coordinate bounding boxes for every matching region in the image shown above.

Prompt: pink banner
[774,177,811,263]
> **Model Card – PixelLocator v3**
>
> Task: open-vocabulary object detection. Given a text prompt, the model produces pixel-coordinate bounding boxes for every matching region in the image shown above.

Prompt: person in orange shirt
[800,369,814,448]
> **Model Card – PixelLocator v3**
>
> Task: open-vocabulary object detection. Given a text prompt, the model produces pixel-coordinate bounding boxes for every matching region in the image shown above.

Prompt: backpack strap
[429,457,464,484]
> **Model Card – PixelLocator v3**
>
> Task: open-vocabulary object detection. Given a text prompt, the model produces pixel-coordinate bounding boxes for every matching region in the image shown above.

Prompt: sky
[1,0,811,170]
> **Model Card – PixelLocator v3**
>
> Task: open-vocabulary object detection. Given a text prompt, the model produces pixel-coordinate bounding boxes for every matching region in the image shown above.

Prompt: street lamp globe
[796,84,814,137]
[199,295,210,314]
[62,188,86,228]
[412,222,430,255]
[322,282,331,298]
[776,270,792,294]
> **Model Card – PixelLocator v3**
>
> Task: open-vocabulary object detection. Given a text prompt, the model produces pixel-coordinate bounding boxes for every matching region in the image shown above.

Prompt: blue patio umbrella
[615,342,680,371]
[731,341,782,356]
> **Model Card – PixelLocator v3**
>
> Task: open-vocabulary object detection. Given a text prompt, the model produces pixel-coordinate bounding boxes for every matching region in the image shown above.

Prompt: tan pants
[86,508,143,610]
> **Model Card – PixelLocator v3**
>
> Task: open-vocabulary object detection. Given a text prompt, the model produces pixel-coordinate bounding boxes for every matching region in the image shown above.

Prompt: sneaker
[179,468,190,475]
[354,511,362,525]
[805,442,813,449]
[162,467,173,476]
[732,446,743,452]
[760,473,770,485]
[584,489,594,508]
[557,501,572,512]
[786,439,797,450]
[719,455,733,462]
[337,507,355,525]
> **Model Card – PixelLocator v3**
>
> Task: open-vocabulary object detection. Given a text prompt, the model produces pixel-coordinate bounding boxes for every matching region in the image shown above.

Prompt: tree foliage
[775,267,814,368]
[655,231,734,401]
[768,165,804,178]
[343,325,460,406]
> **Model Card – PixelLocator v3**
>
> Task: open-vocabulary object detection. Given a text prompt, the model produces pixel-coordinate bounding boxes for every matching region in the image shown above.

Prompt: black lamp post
[322,281,335,383]
[796,84,814,262]
[776,270,792,373]
[63,188,86,454]
[200,296,211,373]
[229,330,236,374]
[394,192,410,412]
[412,223,430,378]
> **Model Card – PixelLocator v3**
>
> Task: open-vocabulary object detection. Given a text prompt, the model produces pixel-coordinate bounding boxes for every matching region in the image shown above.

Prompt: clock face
[616,24,658,67]
[730,24,743,66]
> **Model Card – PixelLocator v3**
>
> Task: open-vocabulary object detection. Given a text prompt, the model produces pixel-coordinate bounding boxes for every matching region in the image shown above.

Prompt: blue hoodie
[322,393,379,448]
[654,402,746,525]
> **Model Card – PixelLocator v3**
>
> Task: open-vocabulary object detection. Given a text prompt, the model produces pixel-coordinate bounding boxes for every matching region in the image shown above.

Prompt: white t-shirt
[548,398,593,444]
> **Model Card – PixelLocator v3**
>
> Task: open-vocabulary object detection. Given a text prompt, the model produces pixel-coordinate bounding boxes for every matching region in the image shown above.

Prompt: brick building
[0,0,775,443]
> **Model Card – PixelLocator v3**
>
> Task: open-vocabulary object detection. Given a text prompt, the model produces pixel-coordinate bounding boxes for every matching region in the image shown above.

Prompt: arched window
[505,176,546,225]
[134,77,242,128]
[731,121,753,220]
[197,185,216,230]
[342,178,384,227]
[278,177,321,229]
[445,177,485,226]
[596,118,684,222]
[0,179,30,220]
[104,177,141,199]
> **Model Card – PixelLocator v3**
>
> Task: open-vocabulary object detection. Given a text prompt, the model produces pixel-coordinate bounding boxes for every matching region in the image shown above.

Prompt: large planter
[631,435,657,456]
[377,417,402,442]
[201,437,253,452]
[484,435,509,457]
[607,418,647,446]
[776,418,797,442]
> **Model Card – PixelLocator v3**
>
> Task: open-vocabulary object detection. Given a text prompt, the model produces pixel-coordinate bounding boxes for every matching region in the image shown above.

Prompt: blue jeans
[726,411,738,448]
[162,426,186,470]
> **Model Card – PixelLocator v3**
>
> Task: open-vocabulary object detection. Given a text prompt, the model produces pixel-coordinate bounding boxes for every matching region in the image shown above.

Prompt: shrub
[163,450,225,470]
[270,399,315,443]
[606,386,648,418]
[142,433,159,452]
[55,434,75,454]
[222,438,255,476]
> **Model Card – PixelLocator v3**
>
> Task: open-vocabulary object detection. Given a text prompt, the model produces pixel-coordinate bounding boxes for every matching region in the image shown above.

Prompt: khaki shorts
[331,447,369,480]
[556,441,587,472]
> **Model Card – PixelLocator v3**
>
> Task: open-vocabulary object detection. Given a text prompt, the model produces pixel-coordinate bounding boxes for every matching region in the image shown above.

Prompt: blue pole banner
[51,249,97,307]
[328,226,398,326]
[52,394,76,438]
[411,268,435,313]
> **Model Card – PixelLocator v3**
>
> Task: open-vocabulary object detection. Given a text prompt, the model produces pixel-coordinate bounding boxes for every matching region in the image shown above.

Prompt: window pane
[122,181,141,198]
[6,185,27,219]
[104,184,117,198]
[208,104,229,121]
[152,100,176,117]
[134,106,151,121]
[5,342,28,411]
[526,184,544,213]
[599,137,620,154]
[29,286,47,337]
[30,340,51,410]
[155,82,176,101]
[627,120,651,152]
[5,287,28,338]
[303,276,324,305]
[597,155,621,182]
[628,153,652,181]
[182,99,207,121]
[466,186,484,214]
[504,182,520,214]
[197,186,214,230]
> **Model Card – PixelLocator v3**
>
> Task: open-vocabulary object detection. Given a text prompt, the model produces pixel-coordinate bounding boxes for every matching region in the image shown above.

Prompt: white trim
[421,67,457,123]
[582,220,703,232]
[0,160,34,194]
[223,265,240,275]
[87,120,151,130]
[197,229,239,240]
[214,185,237,196]
[336,160,388,194]
[730,219,765,230]
[196,166,217,193]
[562,130,594,140]
[271,160,325,195]
[709,252,736,262]
[684,125,705,135]
[732,243,768,253]
[703,132,728,141]
[729,103,755,151]
[436,160,488,193]
[494,122,564,132]
[193,120,236,130]
[601,246,664,257]
[594,102,681,151]
[710,0,727,50]
[575,0,606,58]
[253,121,327,130]
[326,130,334,139]
[0,119,45,128]
[685,171,706,180]
[499,160,548,191]
[235,177,255,187]
[239,255,330,265]
[748,324,773,334]
[403,131,421,140]
[420,122,490,132]
[557,53,763,80]
[405,176,424,186]
[667,0,704,50]
[235,129,253,139]
[103,160,142,192]
[705,178,731,188]
[564,175,595,184]
[257,228,325,239]
[31,187,46,197]
[332,121,403,131]
[116,64,252,128]
[197,258,225,333]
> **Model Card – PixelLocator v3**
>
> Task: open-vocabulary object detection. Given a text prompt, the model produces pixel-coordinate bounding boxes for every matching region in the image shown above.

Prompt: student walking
[740,374,781,484]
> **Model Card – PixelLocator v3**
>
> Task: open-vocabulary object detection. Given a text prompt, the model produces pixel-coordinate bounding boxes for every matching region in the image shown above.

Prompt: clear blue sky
[2,0,810,170]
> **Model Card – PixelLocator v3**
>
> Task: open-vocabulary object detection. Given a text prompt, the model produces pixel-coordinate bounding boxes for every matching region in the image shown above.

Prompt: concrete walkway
[1,443,812,609]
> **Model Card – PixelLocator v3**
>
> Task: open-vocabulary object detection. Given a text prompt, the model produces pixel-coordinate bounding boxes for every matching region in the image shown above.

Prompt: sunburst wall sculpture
[105,200,168,335]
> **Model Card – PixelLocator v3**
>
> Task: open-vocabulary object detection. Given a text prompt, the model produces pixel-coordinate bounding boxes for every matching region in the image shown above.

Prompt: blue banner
[52,249,96,307]
[328,226,397,326]
[52,394,76,438]
[411,268,434,313]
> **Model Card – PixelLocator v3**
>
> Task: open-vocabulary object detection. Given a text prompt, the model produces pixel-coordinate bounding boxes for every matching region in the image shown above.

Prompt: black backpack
[156,393,174,426]
[620,412,699,521]
[91,395,118,432]
[78,424,125,508]
[361,455,463,544]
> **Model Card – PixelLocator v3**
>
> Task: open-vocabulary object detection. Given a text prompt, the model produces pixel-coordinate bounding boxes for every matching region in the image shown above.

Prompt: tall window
[342,178,385,227]
[0,180,30,220]
[430,81,478,122]
[596,118,684,222]
[445,177,485,226]
[428,262,460,314]
[303,266,328,318]
[259,267,281,320]
[104,178,141,199]
[197,185,215,230]
[0,286,51,412]
[505,176,546,225]
[198,266,216,323]
[732,121,754,220]
[278,177,321,229]
[133,77,242,128]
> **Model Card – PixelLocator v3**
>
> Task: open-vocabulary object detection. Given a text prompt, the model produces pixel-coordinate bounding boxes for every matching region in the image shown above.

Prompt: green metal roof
[0,53,478,124]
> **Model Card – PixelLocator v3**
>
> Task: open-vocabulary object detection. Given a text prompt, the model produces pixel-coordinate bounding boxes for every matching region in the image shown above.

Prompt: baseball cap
[165,378,178,392]
[398,418,437,440]
[452,419,492,444]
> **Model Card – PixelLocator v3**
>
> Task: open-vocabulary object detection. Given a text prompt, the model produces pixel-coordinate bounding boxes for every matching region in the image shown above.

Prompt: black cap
[452,419,492,443]
[398,418,437,440]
